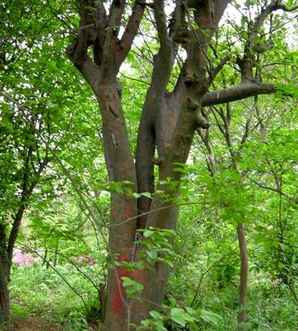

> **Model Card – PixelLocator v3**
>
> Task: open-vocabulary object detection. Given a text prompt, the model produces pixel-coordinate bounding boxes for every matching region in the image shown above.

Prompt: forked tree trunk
[66,1,279,330]
[98,80,182,329]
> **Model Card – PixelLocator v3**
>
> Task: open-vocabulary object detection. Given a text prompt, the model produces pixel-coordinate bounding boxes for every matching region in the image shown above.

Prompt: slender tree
[0,98,50,326]
[0,1,84,324]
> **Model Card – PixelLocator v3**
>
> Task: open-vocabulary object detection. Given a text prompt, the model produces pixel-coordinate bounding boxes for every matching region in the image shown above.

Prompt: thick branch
[153,0,169,47]
[201,82,275,106]
[117,1,146,66]
[67,39,100,88]
[174,0,230,97]
[101,1,126,70]
[108,0,126,36]
[67,1,101,86]
[135,2,179,229]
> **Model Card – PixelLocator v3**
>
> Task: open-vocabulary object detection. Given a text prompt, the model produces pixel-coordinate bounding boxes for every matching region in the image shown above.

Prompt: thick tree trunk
[66,2,230,329]
[93,82,141,330]
[103,207,178,331]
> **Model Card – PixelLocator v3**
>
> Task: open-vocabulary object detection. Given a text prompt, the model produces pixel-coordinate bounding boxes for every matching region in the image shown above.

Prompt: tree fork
[66,1,292,329]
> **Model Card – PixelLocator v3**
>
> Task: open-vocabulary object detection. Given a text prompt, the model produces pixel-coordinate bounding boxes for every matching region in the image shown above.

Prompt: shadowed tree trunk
[0,269,10,328]
[0,227,10,328]
[66,1,294,329]
[0,207,25,329]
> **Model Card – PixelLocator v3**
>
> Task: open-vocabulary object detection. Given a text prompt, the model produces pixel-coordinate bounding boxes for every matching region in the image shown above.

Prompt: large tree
[66,0,297,329]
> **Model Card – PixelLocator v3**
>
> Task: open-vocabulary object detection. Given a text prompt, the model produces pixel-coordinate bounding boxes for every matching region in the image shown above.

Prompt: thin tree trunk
[237,223,248,327]
[0,259,10,329]
[0,187,31,328]
[53,242,59,267]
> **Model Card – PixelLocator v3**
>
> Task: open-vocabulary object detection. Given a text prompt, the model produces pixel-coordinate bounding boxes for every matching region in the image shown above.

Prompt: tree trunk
[0,258,10,329]
[65,2,233,329]
[103,204,178,331]
[237,223,248,327]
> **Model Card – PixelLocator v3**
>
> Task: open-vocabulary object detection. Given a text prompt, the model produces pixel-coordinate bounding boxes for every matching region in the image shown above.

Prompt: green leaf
[149,310,163,320]
[170,308,195,327]
[121,277,144,299]
[200,309,222,326]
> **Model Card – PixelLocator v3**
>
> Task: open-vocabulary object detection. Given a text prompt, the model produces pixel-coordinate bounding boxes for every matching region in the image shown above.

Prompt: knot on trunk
[187,97,209,129]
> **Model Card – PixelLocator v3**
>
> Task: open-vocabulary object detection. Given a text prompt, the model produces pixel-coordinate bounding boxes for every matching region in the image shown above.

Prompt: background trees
[0,0,297,330]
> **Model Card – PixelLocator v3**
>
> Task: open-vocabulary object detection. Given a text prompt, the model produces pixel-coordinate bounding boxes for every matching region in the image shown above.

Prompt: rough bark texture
[66,1,285,329]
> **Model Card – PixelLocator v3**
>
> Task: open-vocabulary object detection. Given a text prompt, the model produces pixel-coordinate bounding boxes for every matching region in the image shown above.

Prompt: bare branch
[201,82,275,106]
[153,0,169,47]
[250,179,298,204]
[117,0,146,66]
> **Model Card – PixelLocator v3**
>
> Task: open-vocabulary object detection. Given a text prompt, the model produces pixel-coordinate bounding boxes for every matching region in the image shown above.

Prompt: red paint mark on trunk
[111,254,129,316]
[132,268,145,284]
[111,282,125,315]
[110,253,146,316]
[123,203,134,220]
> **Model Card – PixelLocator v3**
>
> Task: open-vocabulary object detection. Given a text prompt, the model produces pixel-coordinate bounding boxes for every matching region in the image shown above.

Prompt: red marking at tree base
[111,283,125,315]
[110,254,146,316]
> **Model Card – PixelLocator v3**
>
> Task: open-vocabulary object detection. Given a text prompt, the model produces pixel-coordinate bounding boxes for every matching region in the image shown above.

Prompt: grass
[10,263,102,330]
[8,263,298,330]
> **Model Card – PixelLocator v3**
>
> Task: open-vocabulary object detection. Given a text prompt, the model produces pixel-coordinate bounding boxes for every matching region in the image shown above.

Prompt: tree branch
[251,179,297,204]
[153,0,169,48]
[7,151,49,265]
[67,38,100,88]
[208,55,230,84]
[67,1,101,87]
[201,82,275,106]
[108,0,126,37]
[117,0,146,67]
[239,0,298,81]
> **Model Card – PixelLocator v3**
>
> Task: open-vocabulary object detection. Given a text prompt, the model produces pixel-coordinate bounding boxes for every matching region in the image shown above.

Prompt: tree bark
[0,245,10,329]
[95,81,139,331]
[237,223,248,327]
[65,1,284,329]
[0,271,9,329]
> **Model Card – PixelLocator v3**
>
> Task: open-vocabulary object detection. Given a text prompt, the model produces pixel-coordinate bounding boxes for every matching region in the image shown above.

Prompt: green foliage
[0,0,297,329]
[122,277,144,299]
[10,264,101,330]
[141,227,176,267]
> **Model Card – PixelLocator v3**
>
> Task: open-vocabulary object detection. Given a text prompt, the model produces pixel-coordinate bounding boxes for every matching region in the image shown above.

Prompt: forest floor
[10,317,100,331]
[12,317,63,331]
